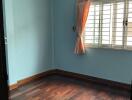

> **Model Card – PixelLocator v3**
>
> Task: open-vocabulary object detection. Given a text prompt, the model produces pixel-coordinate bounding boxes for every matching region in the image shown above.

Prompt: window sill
[85,44,132,51]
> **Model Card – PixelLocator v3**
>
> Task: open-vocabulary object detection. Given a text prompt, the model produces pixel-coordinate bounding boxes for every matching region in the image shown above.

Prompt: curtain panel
[74,0,91,54]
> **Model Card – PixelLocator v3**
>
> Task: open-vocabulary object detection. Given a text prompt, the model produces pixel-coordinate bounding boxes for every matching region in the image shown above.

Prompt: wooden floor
[10,75,130,100]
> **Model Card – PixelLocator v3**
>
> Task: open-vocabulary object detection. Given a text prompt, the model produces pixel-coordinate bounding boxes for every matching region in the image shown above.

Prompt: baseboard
[17,70,56,87]
[55,69,131,92]
[9,69,131,92]
[9,83,18,91]
[9,69,56,91]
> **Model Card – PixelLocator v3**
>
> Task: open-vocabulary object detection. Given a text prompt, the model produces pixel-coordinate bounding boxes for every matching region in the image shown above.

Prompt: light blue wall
[53,0,132,84]
[3,0,52,85]
[3,0,132,85]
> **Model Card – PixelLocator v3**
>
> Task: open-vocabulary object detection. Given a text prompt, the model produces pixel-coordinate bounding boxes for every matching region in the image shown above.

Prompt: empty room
[0,0,131,100]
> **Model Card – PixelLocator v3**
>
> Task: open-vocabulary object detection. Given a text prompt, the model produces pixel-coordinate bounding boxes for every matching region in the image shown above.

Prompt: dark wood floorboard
[10,75,130,100]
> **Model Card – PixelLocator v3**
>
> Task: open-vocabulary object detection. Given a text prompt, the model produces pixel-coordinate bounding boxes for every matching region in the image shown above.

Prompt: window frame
[84,0,132,50]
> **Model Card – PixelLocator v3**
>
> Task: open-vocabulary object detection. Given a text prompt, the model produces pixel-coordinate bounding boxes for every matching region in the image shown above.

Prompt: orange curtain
[74,0,91,54]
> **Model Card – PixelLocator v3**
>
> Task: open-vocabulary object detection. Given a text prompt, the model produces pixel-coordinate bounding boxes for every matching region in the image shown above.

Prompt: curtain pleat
[74,0,91,54]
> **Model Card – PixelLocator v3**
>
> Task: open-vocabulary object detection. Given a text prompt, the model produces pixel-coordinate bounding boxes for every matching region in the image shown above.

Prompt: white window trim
[84,0,132,51]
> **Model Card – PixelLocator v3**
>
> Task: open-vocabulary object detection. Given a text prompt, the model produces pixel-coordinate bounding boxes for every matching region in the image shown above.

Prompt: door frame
[0,0,9,99]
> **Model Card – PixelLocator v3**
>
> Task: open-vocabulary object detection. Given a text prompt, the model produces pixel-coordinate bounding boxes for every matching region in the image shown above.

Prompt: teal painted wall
[53,0,132,84]
[3,0,52,85]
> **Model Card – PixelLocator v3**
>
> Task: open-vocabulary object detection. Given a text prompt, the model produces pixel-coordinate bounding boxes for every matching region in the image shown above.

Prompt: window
[84,0,132,50]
